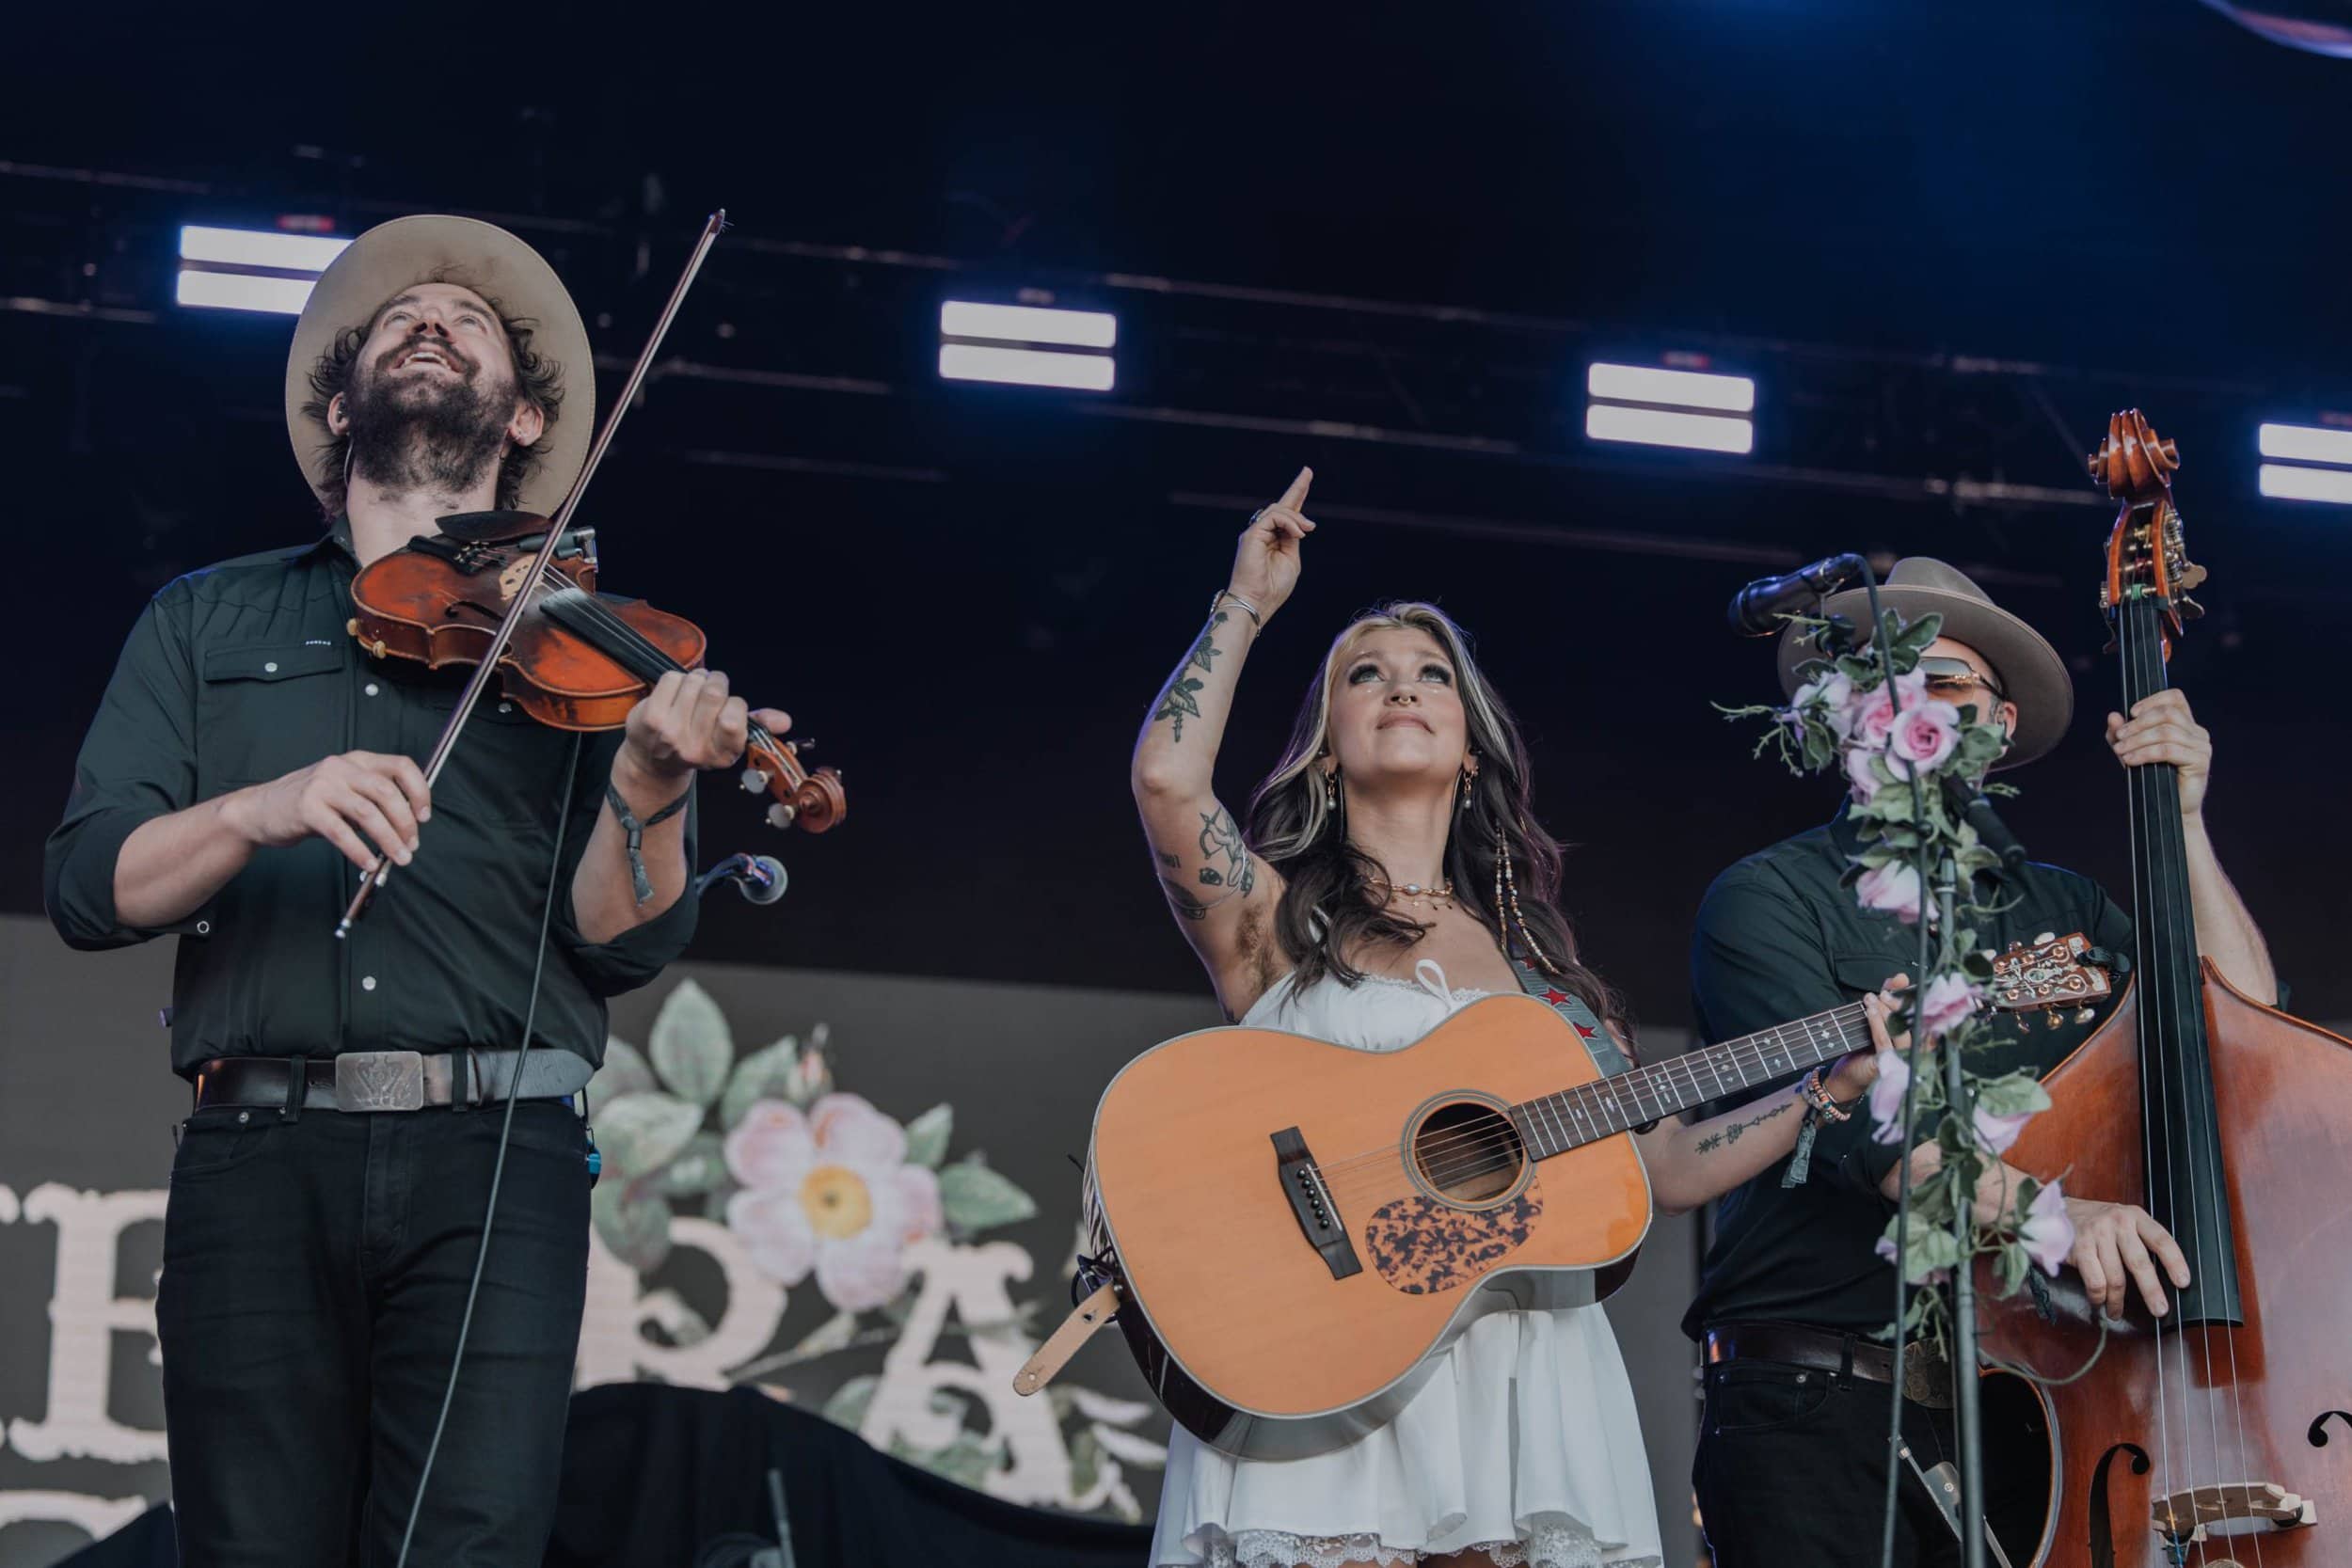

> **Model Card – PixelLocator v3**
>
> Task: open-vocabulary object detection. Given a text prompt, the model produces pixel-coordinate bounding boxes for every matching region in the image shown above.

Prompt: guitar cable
[393,734,582,1568]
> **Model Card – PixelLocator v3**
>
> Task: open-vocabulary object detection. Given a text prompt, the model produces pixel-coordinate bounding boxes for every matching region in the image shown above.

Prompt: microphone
[1726,553,1868,637]
[692,853,789,906]
[1943,780,2029,877]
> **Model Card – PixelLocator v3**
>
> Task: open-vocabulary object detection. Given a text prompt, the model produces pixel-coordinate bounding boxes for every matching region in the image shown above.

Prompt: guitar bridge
[1271,1127,1360,1281]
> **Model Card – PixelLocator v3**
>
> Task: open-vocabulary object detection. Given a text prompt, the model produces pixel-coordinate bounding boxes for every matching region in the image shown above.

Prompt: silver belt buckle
[335,1051,426,1113]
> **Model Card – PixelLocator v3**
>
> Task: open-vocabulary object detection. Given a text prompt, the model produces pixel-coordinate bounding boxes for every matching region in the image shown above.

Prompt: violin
[344,512,845,834]
[334,211,843,936]
[1975,410,2352,1566]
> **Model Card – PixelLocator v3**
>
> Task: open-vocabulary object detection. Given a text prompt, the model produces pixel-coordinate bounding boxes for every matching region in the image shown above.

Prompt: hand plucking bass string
[222,674,788,873]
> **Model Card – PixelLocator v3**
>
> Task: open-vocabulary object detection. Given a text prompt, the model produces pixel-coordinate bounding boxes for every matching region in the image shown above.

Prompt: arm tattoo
[1151,612,1227,742]
[1159,876,1212,921]
[1692,1094,1798,1154]
[1197,806,1256,895]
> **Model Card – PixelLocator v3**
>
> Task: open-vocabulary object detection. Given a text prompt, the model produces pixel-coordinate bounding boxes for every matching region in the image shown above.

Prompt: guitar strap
[1508,957,1635,1080]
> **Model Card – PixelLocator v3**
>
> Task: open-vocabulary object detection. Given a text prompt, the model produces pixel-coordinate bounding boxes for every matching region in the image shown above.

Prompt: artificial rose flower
[1884,699,1963,780]
[1794,670,1857,738]
[1855,859,1923,925]
[1847,670,1928,750]
[1973,1102,2034,1155]
[2018,1180,2074,1276]
[1867,1046,1911,1145]
[1845,743,1885,805]
[723,1093,945,1311]
[1916,973,1980,1040]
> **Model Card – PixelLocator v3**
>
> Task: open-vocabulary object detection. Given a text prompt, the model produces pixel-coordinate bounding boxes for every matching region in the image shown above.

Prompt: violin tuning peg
[792,738,815,753]
[741,768,770,794]
[767,802,798,831]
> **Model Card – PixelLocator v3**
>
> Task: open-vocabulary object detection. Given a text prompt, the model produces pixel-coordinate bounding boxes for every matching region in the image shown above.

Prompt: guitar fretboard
[1511,1003,1872,1159]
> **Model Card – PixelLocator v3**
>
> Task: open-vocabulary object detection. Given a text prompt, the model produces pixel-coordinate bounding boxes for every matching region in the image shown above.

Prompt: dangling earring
[1458,771,1474,810]
[1325,768,1340,811]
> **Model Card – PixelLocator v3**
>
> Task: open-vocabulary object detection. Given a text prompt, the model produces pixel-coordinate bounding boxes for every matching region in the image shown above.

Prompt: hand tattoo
[1152,612,1227,742]
[1692,1095,1797,1154]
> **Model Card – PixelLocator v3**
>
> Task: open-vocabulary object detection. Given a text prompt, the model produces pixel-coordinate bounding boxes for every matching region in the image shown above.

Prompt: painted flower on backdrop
[726,1095,946,1312]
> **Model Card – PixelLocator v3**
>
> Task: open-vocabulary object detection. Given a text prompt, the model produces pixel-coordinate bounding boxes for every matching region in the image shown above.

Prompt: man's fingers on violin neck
[645,669,688,715]
[749,708,791,735]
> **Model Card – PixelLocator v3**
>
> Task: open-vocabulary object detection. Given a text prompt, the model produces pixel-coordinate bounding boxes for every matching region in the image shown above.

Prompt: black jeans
[155,1100,592,1568]
[1692,1356,2045,1568]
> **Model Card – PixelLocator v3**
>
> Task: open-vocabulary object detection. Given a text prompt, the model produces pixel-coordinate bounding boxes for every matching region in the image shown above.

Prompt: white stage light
[179,225,351,273]
[2257,421,2352,467]
[1587,361,1756,413]
[175,270,319,316]
[939,343,1117,391]
[2258,462,2352,504]
[941,301,1116,349]
[1585,404,1755,454]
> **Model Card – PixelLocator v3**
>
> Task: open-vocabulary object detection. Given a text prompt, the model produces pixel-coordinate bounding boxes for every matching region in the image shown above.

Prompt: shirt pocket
[196,641,347,789]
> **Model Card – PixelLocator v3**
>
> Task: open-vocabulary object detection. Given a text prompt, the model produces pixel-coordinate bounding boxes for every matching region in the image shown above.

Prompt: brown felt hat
[1776,557,2074,769]
[283,214,592,515]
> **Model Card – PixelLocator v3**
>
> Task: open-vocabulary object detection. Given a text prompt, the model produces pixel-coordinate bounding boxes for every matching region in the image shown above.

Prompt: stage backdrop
[0,913,1701,1567]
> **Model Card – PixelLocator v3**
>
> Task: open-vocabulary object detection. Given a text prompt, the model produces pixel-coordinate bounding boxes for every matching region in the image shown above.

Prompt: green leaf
[649,978,734,1108]
[821,1372,878,1430]
[940,1157,1039,1234]
[593,1181,673,1275]
[1971,1072,2052,1118]
[721,1036,803,1130]
[591,1037,657,1101]
[596,1091,705,1177]
[904,1103,954,1169]
[891,1431,1002,1490]
[652,1131,729,1197]
[1068,1426,1102,1497]
[1995,1242,2029,1298]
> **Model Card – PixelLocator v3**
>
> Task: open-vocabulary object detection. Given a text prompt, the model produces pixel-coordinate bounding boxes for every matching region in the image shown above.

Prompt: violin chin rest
[435,509,548,544]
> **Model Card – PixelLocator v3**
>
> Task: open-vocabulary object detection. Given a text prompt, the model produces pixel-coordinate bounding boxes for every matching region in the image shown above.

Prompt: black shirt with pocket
[42,523,697,1077]
[1679,805,2133,1338]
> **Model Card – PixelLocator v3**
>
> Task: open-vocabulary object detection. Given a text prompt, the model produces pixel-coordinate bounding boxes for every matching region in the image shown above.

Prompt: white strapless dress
[1149,961,1665,1568]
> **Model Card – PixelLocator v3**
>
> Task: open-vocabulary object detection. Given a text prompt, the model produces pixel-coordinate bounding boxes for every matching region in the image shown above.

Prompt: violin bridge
[2153,1481,2315,1545]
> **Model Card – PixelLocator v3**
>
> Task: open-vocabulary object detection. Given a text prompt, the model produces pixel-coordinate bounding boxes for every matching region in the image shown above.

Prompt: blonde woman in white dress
[1129,469,1886,1568]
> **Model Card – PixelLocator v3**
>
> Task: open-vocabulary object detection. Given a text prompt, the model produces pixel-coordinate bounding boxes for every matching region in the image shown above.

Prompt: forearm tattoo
[1692,1094,1798,1154]
[1151,611,1227,742]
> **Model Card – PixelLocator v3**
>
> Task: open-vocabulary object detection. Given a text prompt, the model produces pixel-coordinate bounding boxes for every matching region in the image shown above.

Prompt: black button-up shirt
[43,524,697,1077]
[1680,805,2133,1338]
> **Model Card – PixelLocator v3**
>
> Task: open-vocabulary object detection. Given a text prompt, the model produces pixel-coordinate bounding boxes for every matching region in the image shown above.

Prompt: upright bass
[1977,410,2352,1567]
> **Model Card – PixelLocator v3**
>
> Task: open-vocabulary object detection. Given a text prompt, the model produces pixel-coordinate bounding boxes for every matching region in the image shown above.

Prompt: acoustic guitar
[1080,936,2110,1460]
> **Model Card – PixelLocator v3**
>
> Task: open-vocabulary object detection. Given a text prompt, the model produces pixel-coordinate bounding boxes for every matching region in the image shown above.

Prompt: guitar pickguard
[1363,1183,1543,1295]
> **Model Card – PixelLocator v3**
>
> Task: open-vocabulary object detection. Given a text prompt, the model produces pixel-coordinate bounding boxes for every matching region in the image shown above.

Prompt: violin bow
[336,210,732,938]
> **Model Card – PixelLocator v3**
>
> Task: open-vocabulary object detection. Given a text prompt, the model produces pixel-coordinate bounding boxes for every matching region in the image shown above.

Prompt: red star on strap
[1543,989,1570,1006]
[1574,1022,1598,1040]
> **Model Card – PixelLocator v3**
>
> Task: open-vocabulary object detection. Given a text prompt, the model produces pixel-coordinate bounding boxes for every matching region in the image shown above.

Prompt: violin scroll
[2090,408,2206,631]
[743,726,847,834]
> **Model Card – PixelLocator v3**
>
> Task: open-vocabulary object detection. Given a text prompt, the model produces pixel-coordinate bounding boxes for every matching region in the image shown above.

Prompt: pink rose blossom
[1795,671,1856,738]
[723,1092,946,1312]
[1916,973,1980,1040]
[1972,1102,2034,1155]
[2018,1180,2074,1276]
[1884,700,1963,780]
[1855,860,1923,924]
[1867,1047,1911,1145]
[1845,744,1886,805]
[1847,670,1927,750]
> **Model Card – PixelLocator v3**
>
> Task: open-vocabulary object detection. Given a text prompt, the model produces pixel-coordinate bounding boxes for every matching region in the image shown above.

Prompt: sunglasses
[1916,656,2006,700]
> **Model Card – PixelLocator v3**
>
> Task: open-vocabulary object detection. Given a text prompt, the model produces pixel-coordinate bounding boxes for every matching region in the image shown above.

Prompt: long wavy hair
[1244,601,1627,1039]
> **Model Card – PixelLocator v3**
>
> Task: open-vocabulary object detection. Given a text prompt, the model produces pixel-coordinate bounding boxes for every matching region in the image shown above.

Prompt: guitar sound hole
[1412,1102,1526,1202]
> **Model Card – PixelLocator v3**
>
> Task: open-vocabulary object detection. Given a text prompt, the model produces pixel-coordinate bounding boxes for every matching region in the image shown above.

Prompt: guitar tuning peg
[741,768,770,794]
[2033,931,2057,945]
[2074,1006,2095,1025]
[767,802,798,831]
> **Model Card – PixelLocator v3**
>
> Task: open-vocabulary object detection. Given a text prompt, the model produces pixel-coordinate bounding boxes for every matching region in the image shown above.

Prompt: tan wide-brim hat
[284,214,593,516]
[1775,557,2074,769]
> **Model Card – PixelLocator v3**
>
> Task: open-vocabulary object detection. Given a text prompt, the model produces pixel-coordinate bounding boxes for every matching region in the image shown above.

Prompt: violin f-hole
[2311,1410,2352,1447]
[2086,1441,2149,1568]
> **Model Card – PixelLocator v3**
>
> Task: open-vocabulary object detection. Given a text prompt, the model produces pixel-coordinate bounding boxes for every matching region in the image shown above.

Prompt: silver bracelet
[1213,588,1263,626]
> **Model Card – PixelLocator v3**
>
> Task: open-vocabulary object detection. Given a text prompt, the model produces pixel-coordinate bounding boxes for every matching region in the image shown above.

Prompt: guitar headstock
[1986,931,2114,1028]
[2090,408,2206,634]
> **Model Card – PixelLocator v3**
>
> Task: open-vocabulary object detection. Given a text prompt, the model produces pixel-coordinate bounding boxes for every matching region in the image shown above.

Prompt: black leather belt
[193,1051,592,1115]
[1704,1322,1954,1409]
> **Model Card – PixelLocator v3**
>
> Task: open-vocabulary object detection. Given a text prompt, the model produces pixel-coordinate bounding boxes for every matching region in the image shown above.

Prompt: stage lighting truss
[1584,360,1755,454]
[2257,421,2352,505]
[175,224,350,315]
[938,300,1117,391]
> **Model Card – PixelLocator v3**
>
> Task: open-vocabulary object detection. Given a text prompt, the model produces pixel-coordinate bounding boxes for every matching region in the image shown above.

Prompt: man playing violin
[43,215,782,1568]
[1679,559,2277,1568]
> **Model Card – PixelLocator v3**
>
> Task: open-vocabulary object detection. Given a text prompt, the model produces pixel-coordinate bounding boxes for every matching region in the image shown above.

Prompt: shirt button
[361,975,377,991]
[194,920,212,935]
[263,661,279,673]
[365,683,380,697]
[499,702,514,714]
